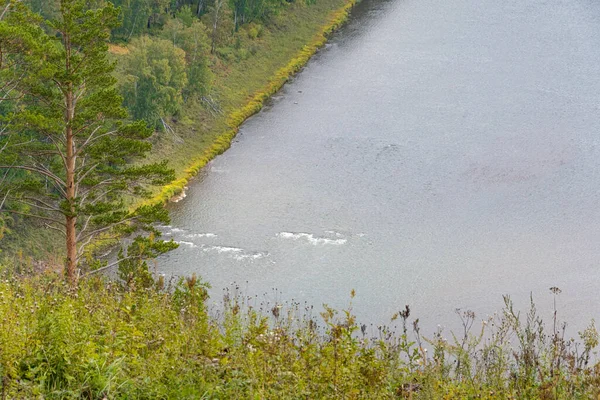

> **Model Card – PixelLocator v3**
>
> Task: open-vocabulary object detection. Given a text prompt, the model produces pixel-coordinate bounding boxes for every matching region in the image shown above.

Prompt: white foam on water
[232,252,268,261]
[176,241,197,248]
[157,225,173,235]
[201,245,268,261]
[277,232,347,245]
[185,233,218,239]
[202,245,244,254]
[324,230,345,238]
[171,228,185,233]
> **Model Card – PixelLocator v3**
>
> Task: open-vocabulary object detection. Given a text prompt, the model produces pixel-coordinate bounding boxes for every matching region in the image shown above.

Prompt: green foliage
[161,17,213,96]
[0,273,217,398]
[175,5,197,26]
[117,232,178,290]
[109,0,219,41]
[1,276,600,398]
[122,35,189,128]
[229,0,286,31]
[0,0,176,279]
[111,0,171,40]
[0,0,48,114]
[23,0,59,20]
[245,22,264,39]
[120,13,212,128]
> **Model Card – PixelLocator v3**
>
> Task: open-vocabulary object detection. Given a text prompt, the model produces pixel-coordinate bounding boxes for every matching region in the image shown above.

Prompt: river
[158,0,600,334]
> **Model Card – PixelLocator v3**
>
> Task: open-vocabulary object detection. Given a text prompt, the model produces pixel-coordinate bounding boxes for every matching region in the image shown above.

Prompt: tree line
[24,0,298,128]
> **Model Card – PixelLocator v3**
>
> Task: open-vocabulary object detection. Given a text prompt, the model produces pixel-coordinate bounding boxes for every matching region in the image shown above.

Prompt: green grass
[1,273,599,399]
[0,219,62,270]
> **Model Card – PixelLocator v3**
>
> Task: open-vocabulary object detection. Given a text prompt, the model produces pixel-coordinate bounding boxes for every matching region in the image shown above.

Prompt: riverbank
[146,0,357,205]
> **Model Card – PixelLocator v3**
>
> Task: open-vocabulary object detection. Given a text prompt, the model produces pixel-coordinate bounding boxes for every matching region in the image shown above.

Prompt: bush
[246,23,264,39]
[236,48,251,61]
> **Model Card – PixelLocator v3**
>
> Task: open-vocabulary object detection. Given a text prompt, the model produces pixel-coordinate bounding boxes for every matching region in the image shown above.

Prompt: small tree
[0,0,175,283]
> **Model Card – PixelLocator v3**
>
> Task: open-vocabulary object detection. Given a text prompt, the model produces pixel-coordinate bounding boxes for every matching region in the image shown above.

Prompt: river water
[158,0,600,334]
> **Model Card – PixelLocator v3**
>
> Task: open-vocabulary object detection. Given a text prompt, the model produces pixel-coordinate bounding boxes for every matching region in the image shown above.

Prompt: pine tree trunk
[64,33,77,285]
[65,90,77,284]
[65,214,77,283]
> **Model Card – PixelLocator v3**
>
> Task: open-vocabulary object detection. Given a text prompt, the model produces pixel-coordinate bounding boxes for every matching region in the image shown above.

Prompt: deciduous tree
[122,35,188,128]
[161,16,212,96]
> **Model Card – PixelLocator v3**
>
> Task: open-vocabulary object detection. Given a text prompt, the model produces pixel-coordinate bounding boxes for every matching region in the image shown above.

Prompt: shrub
[246,23,264,39]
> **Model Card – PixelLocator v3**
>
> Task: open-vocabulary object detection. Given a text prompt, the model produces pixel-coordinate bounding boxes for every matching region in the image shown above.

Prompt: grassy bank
[143,0,356,205]
[0,274,599,399]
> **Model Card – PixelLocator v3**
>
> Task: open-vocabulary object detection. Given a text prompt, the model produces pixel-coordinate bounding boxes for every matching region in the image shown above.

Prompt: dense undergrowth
[1,271,599,399]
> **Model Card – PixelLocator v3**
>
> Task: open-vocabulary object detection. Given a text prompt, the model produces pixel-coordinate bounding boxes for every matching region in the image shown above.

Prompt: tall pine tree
[0,0,175,283]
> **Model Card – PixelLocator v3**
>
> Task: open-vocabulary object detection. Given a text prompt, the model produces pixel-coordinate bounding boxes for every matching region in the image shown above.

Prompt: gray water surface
[159,0,600,333]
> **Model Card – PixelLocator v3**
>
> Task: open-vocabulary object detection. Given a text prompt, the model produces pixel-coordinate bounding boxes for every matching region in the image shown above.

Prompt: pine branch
[0,190,9,210]
[44,222,67,237]
[75,162,101,186]
[0,209,65,225]
[76,128,119,155]
[77,178,118,201]
[76,216,137,242]
[75,215,93,242]
[80,256,137,278]
[19,200,62,214]
[0,165,66,188]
